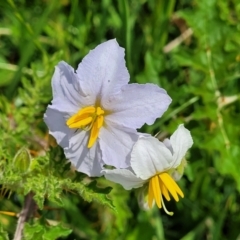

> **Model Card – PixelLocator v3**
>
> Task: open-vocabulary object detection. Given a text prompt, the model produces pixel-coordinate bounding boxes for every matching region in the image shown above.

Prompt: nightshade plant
[44,39,172,176]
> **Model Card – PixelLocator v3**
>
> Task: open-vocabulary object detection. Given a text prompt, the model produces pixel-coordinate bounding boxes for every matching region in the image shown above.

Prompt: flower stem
[13,192,37,240]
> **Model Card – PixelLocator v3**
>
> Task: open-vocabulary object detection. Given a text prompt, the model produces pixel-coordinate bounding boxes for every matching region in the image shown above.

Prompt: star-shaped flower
[102,125,193,214]
[44,39,171,176]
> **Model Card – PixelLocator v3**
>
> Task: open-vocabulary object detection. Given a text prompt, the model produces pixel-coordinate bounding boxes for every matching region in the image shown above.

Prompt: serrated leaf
[42,224,72,240]
[23,222,44,240]
[88,180,112,194]
[24,174,64,209]
[24,220,72,240]
[24,164,115,210]
[73,181,115,210]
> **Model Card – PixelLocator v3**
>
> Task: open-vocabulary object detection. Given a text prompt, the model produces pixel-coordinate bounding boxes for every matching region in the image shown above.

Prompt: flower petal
[102,168,145,190]
[99,124,139,168]
[162,139,173,154]
[51,61,90,112]
[44,107,74,148]
[65,131,103,176]
[170,124,193,168]
[76,39,130,103]
[44,107,102,176]
[131,136,173,180]
[104,83,171,129]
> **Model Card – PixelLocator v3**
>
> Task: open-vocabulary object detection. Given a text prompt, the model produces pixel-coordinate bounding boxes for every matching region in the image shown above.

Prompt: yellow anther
[96,107,104,115]
[147,172,184,215]
[88,120,99,148]
[68,117,93,129]
[97,115,104,129]
[78,106,96,115]
[160,180,171,201]
[66,106,105,148]
[66,106,95,126]
[159,173,184,201]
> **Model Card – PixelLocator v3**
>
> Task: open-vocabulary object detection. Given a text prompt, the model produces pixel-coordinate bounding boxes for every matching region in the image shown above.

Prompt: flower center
[147,172,184,215]
[66,106,105,148]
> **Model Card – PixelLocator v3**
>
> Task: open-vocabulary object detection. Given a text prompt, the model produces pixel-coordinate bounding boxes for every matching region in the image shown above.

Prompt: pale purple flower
[102,125,193,214]
[44,39,171,176]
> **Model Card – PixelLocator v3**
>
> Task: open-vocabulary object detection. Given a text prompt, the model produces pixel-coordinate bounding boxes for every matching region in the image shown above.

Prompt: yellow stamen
[151,175,161,208]
[67,106,95,126]
[159,179,171,201]
[159,173,184,201]
[97,115,104,128]
[66,106,105,148]
[96,107,104,115]
[88,120,99,148]
[68,117,93,129]
[147,172,184,215]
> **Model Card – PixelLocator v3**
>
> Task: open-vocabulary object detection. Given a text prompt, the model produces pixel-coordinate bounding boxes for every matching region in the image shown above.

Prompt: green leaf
[43,224,72,240]
[0,224,9,240]
[69,180,115,211]
[24,220,72,240]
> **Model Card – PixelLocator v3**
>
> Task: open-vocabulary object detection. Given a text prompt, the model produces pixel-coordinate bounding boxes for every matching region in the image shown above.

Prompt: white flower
[44,39,171,176]
[102,124,193,215]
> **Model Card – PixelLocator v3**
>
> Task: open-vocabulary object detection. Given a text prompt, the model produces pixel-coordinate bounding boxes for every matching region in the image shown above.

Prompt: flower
[44,39,171,176]
[102,124,193,215]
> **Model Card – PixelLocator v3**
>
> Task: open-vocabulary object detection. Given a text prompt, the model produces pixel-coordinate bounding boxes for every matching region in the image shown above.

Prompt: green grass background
[0,0,240,239]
